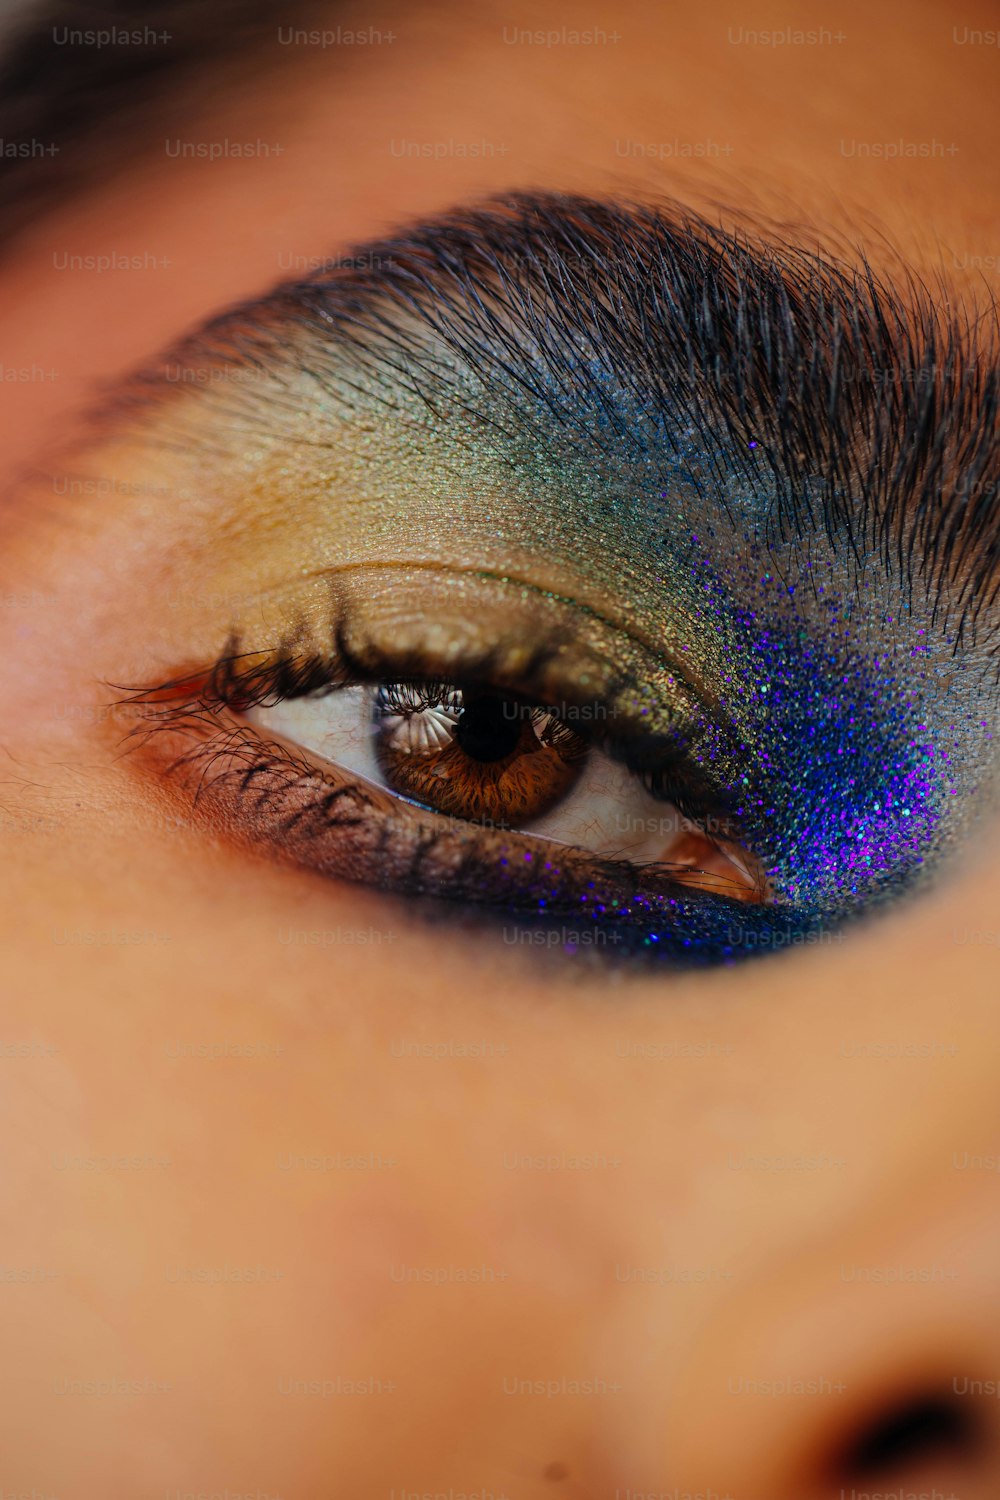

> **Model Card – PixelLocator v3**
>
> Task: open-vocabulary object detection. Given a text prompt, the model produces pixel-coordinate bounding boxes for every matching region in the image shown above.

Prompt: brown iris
[372,683,587,824]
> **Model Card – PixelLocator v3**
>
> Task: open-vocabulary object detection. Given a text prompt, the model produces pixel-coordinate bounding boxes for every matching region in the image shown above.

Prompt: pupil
[454,693,523,763]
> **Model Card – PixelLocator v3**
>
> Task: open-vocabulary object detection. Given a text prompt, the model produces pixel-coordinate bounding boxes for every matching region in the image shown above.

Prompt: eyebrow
[0,0,332,251]
[113,193,1000,643]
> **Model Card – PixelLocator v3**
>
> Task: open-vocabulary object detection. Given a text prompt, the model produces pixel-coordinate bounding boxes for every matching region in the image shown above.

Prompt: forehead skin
[0,2,998,1497]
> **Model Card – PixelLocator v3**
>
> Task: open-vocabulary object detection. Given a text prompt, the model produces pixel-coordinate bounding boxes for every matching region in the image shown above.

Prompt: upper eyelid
[113,555,728,744]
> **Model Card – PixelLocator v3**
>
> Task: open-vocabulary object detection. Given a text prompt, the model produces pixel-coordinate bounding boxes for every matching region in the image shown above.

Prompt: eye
[107,195,1000,966]
[243,677,766,904]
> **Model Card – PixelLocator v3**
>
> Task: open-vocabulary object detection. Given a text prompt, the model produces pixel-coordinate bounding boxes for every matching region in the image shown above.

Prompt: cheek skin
[0,771,998,1488]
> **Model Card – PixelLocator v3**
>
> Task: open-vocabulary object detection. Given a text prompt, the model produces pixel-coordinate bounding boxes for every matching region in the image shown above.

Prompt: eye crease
[105,192,998,964]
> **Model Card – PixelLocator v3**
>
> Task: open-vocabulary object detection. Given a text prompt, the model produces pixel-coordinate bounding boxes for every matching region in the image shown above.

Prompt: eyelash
[116,639,827,968]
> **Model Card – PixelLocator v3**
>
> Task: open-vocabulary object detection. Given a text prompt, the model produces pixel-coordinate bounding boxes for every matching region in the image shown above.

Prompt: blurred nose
[615,1187,1000,1500]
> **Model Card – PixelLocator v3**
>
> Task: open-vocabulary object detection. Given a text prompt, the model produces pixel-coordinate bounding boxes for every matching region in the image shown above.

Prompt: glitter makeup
[109,194,999,963]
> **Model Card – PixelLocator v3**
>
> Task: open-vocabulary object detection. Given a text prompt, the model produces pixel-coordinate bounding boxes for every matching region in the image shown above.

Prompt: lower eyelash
[117,687,829,968]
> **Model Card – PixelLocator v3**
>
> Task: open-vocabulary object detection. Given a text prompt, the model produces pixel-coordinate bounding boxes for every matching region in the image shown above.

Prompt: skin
[0,1,998,1495]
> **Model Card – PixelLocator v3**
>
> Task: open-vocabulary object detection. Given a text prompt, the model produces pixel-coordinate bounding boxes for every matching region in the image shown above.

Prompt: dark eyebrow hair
[0,0,329,251]
[111,191,1000,642]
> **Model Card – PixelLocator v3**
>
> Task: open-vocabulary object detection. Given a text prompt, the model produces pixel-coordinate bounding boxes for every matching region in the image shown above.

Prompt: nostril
[832,1390,982,1481]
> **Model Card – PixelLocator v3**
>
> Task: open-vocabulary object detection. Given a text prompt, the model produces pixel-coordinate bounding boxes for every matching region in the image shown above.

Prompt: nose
[614,1187,1000,1500]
